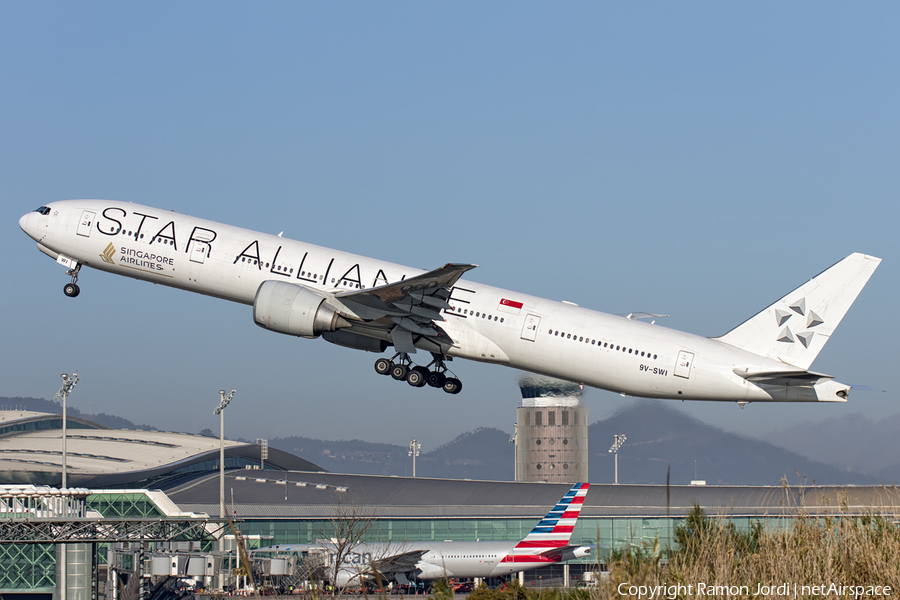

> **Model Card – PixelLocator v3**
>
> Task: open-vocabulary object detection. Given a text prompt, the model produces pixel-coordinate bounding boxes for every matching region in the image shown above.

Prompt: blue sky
[2,3,897,450]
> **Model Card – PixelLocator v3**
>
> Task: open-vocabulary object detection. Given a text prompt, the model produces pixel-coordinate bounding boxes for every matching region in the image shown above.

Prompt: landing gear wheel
[426,371,447,388]
[407,367,429,388]
[374,358,393,375]
[63,263,82,297]
[442,378,462,395]
[391,364,410,381]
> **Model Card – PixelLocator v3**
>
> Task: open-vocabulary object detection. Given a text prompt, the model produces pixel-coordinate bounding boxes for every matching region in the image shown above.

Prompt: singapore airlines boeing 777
[19,200,880,403]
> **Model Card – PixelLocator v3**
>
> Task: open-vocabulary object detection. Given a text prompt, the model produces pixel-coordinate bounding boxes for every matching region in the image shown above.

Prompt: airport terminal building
[2,410,899,598]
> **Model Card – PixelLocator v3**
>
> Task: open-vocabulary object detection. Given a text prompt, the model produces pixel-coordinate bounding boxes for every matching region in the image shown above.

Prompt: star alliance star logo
[774,296,823,348]
[99,242,116,264]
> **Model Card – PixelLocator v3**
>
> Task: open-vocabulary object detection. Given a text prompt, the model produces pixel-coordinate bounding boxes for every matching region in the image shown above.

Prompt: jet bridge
[0,485,227,600]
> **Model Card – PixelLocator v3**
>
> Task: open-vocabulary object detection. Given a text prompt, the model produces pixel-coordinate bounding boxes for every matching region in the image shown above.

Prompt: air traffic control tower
[514,377,588,483]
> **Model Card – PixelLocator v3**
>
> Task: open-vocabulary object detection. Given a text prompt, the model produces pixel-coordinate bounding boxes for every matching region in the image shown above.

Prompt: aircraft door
[189,240,210,264]
[521,314,541,342]
[76,211,96,237]
[674,351,694,379]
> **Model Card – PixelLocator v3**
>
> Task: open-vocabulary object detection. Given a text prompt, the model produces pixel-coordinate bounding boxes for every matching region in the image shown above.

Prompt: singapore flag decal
[498,298,524,315]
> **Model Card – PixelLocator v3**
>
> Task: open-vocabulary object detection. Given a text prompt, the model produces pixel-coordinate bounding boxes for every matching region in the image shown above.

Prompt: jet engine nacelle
[333,568,369,587]
[415,563,449,580]
[253,280,351,339]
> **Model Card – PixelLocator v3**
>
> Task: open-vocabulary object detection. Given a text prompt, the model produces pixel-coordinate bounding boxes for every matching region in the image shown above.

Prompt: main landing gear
[63,264,82,298]
[374,353,462,394]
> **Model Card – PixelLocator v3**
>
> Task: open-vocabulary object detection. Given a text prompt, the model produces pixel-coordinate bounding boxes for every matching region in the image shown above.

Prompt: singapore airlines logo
[99,242,116,264]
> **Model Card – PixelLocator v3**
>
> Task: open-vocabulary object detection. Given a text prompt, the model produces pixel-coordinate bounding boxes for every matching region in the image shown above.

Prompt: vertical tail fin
[514,483,589,550]
[715,253,881,370]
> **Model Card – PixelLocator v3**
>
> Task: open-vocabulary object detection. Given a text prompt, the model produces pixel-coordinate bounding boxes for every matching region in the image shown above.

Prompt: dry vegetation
[591,490,900,598]
[451,485,900,600]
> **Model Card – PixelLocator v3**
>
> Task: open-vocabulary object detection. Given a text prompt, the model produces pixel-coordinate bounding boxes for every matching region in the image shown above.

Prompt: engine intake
[253,280,351,339]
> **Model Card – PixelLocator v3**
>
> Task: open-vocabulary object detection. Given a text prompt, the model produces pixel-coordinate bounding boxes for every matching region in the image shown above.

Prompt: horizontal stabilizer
[733,368,833,386]
[536,544,590,557]
[734,368,851,401]
[715,253,880,370]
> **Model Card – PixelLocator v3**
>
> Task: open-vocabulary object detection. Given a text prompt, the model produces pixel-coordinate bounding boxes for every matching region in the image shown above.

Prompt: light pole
[409,438,420,477]
[53,372,79,489]
[608,434,626,484]
[214,390,235,518]
[214,389,235,591]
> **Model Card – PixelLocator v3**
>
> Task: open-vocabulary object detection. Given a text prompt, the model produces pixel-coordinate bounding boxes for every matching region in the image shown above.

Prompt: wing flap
[536,544,578,557]
[411,291,452,310]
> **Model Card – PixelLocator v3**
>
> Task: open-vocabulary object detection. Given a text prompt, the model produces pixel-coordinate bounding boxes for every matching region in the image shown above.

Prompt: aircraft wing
[333,263,476,352]
[367,549,429,575]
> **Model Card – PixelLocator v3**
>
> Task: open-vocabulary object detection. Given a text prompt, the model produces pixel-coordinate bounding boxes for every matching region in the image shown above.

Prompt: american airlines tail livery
[19,201,880,403]
[253,483,591,585]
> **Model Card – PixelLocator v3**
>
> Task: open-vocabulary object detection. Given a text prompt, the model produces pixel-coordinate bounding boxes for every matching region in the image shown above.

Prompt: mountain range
[1,396,892,486]
[265,401,884,485]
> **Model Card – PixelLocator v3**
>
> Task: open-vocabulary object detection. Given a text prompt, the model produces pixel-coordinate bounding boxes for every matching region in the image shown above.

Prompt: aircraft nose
[19,212,37,241]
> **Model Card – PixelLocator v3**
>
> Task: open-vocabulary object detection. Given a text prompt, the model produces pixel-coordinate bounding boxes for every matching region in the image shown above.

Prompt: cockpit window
[35,206,50,215]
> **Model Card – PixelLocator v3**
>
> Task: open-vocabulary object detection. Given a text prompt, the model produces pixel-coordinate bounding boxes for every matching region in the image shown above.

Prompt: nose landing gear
[63,264,82,298]
[373,352,462,394]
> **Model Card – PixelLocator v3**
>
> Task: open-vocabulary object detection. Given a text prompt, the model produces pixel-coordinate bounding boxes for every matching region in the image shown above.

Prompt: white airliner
[253,483,591,586]
[19,200,880,402]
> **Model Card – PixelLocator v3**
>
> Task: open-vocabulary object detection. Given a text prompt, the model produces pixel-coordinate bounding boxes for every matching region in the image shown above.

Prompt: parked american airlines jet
[19,201,880,402]
[253,483,591,586]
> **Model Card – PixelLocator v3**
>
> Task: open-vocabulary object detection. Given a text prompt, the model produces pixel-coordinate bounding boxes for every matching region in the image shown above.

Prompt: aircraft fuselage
[20,200,875,403]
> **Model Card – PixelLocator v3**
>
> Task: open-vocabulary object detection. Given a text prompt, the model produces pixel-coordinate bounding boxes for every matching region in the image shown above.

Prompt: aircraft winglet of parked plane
[252,483,591,585]
[19,201,881,403]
